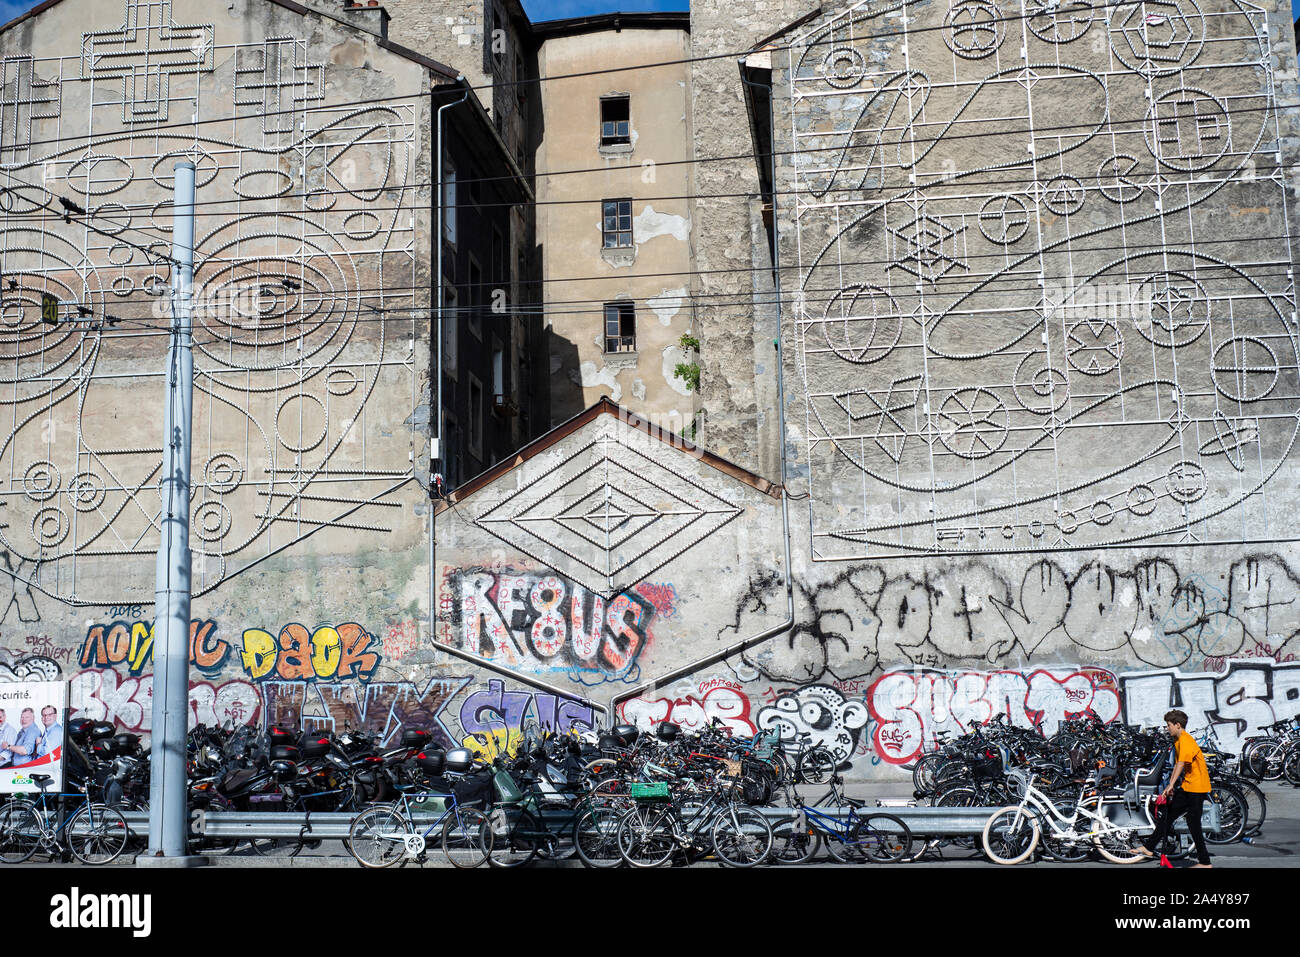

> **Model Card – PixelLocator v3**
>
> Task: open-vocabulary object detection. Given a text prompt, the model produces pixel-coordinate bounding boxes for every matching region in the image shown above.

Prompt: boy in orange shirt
[1135,709,1212,867]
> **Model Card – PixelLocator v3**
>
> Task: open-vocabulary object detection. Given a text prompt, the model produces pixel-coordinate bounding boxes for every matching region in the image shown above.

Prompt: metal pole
[143,161,199,863]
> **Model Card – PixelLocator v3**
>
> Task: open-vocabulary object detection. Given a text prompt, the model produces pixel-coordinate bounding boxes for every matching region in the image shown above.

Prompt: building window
[602,199,633,249]
[467,256,482,339]
[441,412,459,489]
[604,301,635,353]
[515,54,526,103]
[492,340,505,403]
[441,283,458,378]
[468,374,484,462]
[600,96,630,146]
[492,227,505,286]
[442,163,457,243]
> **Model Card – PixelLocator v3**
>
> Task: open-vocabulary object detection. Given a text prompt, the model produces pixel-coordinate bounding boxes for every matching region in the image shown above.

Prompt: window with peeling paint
[600,96,630,146]
[604,301,636,353]
[602,199,633,248]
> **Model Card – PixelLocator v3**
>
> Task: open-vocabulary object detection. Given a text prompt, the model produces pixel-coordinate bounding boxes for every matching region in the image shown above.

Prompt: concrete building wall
[536,27,699,434]
[0,0,446,741]
[687,0,813,480]
[745,0,1300,773]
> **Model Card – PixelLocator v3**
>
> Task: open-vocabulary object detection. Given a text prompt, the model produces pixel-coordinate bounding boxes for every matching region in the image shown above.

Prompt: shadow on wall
[547,324,585,425]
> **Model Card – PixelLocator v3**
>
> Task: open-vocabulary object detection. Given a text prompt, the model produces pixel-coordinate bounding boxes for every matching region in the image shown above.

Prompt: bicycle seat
[29,774,53,790]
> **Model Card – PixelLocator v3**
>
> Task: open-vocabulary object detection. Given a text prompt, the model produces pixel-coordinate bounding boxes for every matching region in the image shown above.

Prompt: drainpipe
[608,61,795,724]
[428,79,608,720]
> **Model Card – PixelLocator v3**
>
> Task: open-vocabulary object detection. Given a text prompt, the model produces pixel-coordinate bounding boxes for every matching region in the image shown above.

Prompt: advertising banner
[0,681,68,793]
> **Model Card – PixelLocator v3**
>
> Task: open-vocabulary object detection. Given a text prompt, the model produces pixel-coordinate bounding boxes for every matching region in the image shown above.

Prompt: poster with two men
[0,681,67,792]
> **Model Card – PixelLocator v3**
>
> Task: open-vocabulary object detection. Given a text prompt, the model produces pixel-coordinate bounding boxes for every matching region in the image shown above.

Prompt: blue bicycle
[770,774,911,864]
[0,773,129,864]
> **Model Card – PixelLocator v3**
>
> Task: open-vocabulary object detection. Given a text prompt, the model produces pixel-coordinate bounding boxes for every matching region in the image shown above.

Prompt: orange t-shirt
[1175,734,1211,793]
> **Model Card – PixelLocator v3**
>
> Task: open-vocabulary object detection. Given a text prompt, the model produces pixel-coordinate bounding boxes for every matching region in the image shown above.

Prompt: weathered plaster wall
[537,28,699,433]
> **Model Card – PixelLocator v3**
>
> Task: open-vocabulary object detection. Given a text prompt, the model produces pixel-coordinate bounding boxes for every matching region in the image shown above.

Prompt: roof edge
[435,396,779,514]
[531,11,690,42]
[0,0,458,80]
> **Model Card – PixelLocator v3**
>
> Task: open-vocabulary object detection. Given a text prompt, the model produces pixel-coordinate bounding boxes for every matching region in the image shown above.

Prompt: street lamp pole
[141,161,202,865]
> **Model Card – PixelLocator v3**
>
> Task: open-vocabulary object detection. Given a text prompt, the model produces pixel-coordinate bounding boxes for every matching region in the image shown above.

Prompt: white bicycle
[981,764,1156,865]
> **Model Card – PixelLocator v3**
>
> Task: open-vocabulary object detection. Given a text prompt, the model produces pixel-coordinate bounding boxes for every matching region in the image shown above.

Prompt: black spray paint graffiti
[0,651,61,682]
[727,555,1300,683]
[0,548,39,624]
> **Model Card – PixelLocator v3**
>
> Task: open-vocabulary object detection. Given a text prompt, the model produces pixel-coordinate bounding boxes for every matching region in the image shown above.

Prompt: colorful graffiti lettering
[259,676,470,747]
[459,678,596,757]
[239,623,381,682]
[619,677,756,735]
[70,669,260,733]
[865,667,1123,765]
[442,568,665,684]
[78,619,227,677]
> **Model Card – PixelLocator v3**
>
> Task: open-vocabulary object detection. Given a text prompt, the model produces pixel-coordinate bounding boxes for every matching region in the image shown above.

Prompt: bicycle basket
[629,782,671,801]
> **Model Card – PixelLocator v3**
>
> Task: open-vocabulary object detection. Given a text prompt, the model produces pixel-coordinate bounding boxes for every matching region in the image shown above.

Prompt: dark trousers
[1142,789,1211,865]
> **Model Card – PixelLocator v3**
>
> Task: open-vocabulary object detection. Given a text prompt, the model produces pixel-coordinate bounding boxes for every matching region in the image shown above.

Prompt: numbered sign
[40,293,58,326]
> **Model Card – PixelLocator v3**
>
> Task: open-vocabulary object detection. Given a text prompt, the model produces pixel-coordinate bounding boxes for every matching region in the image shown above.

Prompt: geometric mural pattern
[0,0,421,604]
[788,0,1300,559]
[475,425,743,599]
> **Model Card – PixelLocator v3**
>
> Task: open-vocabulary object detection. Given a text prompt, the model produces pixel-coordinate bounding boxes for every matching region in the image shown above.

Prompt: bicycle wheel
[1041,832,1092,863]
[981,807,1040,865]
[852,814,912,863]
[1284,747,1300,787]
[347,805,411,868]
[573,804,624,869]
[933,786,979,849]
[616,804,676,868]
[770,809,822,865]
[710,804,772,868]
[797,747,837,785]
[0,801,41,864]
[66,803,128,865]
[1205,785,1247,844]
[483,807,542,868]
[1091,820,1146,864]
[441,807,490,868]
[912,752,948,794]
[1247,742,1284,781]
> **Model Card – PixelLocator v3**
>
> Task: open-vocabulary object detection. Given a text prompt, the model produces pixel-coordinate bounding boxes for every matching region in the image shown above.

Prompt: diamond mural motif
[475,434,744,597]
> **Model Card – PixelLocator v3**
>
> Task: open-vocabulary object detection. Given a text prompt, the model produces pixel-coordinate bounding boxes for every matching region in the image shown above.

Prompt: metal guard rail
[119,802,1221,842]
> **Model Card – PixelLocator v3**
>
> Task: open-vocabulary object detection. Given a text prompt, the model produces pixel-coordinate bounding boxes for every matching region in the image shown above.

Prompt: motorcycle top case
[416,750,446,775]
[68,717,97,744]
[401,728,434,749]
[267,726,297,746]
[300,736,331,759]
[269,744,302,763]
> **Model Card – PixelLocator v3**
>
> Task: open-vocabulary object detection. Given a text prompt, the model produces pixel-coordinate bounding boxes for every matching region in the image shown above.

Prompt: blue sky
[523,0,687,19]
[0,1,691,27]
[0,0,690,27]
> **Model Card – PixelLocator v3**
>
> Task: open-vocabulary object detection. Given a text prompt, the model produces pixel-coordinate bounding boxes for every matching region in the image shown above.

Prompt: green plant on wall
[674,333,700,392]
